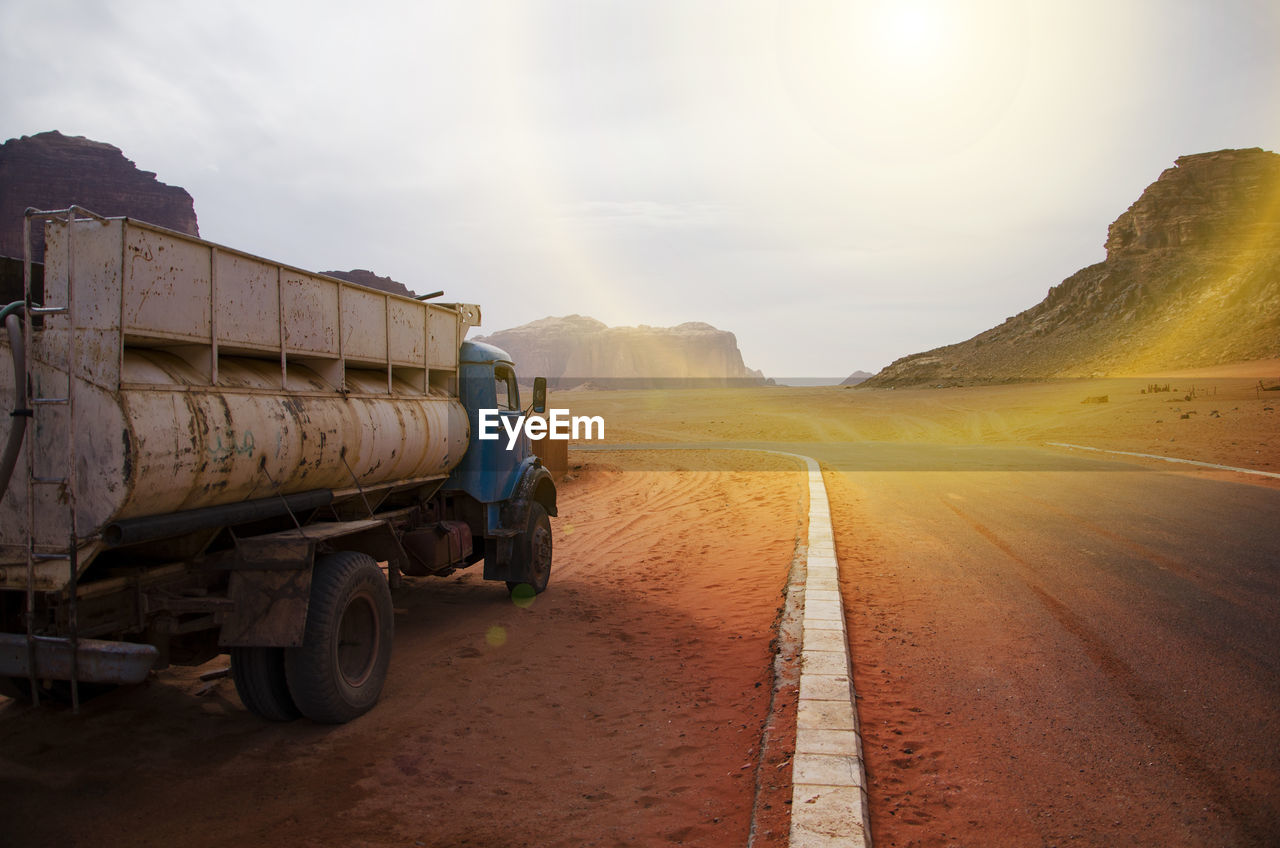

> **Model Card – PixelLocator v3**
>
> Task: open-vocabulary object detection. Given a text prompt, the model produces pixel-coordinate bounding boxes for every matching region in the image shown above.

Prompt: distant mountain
[841,370,874,386]
[474,314,768,386]
[0,130,198,262]
[321,268,414,298]
[863,148,1280,387]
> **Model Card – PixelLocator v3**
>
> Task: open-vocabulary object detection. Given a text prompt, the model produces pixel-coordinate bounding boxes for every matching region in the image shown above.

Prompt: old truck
[0,206,556,723]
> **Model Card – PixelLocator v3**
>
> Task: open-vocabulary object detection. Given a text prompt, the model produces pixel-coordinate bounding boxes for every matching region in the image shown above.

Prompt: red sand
[0,457,801,847]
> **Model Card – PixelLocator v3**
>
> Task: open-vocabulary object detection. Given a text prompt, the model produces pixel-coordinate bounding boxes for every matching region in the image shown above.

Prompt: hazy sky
[3,1,1278,377]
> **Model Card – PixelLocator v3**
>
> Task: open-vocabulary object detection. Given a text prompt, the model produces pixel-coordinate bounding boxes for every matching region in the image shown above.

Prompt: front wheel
[285,551,393,724]
[506,501,553,597]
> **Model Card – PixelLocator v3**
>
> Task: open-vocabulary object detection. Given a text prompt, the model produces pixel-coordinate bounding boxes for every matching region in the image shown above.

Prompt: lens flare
[485,625,508,647]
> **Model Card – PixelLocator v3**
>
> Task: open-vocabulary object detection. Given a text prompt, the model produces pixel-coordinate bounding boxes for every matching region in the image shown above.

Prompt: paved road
[806,443,1280,846]
[580,439,1280,843]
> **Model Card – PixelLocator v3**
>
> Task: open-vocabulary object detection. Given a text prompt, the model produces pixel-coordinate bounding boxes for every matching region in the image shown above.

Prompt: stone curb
[777,455,871,848]
[570,445,871,846]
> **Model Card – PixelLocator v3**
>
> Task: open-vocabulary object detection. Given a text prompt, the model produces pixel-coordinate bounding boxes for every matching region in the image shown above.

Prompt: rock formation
[864,148,1280,387]
[474,314,767,386]
[0,130,418,301]
[841,370,874,386]
[321,268,415,298]
[0,131,199,262]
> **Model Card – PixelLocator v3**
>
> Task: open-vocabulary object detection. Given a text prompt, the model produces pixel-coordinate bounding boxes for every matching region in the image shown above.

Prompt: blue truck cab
[447,340,557,593]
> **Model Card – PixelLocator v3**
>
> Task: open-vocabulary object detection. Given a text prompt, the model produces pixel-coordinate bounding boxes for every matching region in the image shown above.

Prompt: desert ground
[2,363,1278,847]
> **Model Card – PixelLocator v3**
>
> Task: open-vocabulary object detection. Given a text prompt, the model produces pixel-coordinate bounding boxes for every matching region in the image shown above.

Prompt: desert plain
[2,363,1278,847]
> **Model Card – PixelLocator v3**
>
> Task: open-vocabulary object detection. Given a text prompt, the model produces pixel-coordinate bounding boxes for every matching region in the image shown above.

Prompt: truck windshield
[495,365,519,410]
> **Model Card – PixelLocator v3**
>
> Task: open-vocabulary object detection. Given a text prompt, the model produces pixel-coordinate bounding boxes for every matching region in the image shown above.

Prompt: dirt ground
[565,359,1280,483]
[2,360,1277,846]
[0,454,802,848]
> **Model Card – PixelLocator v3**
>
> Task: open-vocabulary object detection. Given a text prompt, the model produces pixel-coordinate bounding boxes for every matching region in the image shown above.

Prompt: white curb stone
[788,459,871,848]
[571,446,871,846]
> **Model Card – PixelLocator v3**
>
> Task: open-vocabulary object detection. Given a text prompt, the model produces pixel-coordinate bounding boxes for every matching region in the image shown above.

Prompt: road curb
[1046,442,1280,479]
[571,445,871,845]
[774,454,871,848]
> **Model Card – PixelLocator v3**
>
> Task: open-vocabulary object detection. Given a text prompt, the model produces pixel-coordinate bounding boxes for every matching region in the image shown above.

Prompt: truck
[0,206,557,723]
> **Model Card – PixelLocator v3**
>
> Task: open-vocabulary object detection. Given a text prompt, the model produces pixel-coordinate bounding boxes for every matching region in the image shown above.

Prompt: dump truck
[0,206,556,723]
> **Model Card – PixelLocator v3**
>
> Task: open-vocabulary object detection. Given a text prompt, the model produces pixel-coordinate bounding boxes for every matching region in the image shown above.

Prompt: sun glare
[874,3,947,65]
[777,0,1027,163]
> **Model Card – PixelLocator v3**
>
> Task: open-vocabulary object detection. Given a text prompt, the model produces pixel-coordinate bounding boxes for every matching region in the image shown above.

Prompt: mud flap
[217,519,402,648]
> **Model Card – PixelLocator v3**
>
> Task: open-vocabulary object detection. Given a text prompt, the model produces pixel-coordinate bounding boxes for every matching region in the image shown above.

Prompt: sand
[562,372,1279,483]
[0,453,802,848]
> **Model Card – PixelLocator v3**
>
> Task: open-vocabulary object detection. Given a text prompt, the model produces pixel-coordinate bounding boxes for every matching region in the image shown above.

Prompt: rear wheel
[285,551,393,724]
[506,501,553,598]
[231,646,301,722]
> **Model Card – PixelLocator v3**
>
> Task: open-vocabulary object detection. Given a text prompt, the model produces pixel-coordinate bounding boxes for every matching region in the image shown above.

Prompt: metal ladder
[20,206,103,712]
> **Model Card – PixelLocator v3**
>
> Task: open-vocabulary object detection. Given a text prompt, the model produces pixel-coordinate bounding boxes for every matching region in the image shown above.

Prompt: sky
[2,1,1278,378]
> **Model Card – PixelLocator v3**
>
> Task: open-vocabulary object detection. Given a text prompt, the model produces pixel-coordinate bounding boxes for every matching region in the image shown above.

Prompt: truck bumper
[0,633,159,684]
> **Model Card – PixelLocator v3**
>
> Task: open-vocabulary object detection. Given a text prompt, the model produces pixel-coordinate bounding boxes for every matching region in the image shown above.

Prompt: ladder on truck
[19,206,107,712]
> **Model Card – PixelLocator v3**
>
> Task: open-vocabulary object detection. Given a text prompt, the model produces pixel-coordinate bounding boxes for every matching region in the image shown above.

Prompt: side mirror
[532,377,547,414]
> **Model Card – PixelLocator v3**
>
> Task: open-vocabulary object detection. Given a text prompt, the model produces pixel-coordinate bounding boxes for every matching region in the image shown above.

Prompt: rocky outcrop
[1105,148,1280,255]
[0,131,199,262]
[321,268,415,298]
[0,130,418,302]
[475,314,767,386]
[841,370,874,386]
[864,148,1280,387]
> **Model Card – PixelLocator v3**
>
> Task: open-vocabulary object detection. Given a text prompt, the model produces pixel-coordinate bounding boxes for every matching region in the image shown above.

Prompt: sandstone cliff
[864,148,1280,387]
[0,130,420,302]
[0,131,199,262]
[475,315,767,386]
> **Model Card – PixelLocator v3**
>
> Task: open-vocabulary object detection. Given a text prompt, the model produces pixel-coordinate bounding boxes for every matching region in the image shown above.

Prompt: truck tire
[506,501,553,596]
[231,647,301,722]
[285,551,393,724]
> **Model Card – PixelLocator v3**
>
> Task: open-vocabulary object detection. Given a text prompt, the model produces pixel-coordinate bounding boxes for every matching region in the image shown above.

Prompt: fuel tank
[0,211,480,589]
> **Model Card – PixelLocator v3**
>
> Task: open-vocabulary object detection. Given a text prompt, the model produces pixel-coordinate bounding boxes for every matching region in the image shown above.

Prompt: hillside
[864,148,1280,387]
[474,314,768,387]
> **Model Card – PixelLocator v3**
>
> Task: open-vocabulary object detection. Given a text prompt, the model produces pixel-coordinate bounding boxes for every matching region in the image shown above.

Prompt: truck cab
[449,339,557,594]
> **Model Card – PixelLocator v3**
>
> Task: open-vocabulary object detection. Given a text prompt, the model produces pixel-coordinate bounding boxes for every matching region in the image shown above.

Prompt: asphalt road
[811,444,1280,846]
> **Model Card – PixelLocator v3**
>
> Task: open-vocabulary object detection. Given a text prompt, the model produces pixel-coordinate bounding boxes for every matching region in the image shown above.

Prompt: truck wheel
[231,647,301,722]
[507,501,553,596]
[285,551,393,724]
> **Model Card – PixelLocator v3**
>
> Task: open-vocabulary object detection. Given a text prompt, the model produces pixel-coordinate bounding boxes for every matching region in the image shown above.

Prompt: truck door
[448,341,530,504]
